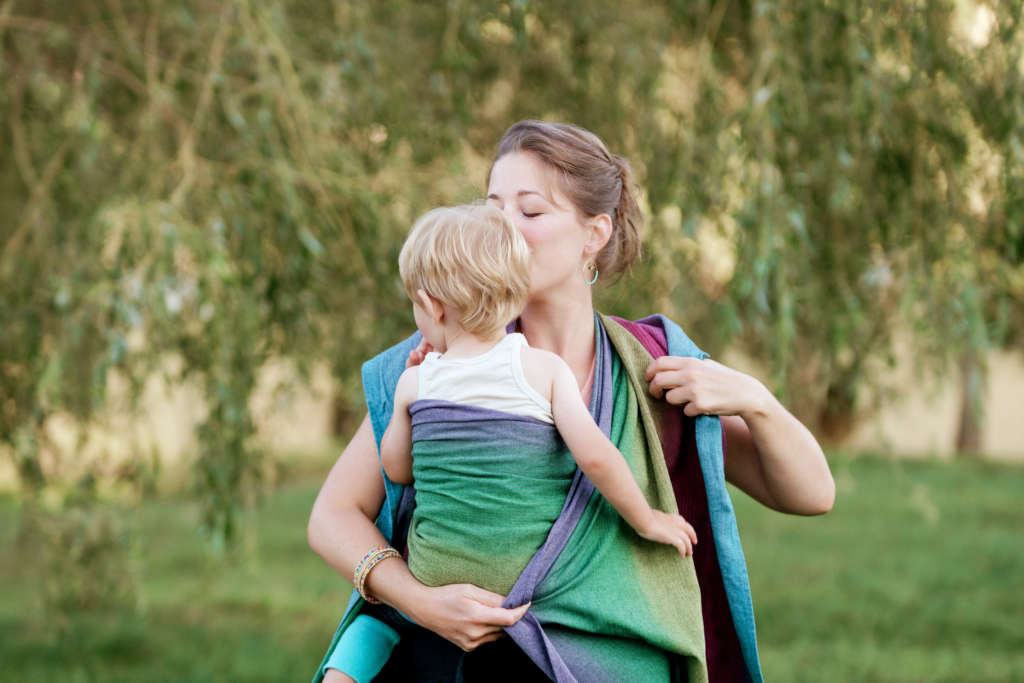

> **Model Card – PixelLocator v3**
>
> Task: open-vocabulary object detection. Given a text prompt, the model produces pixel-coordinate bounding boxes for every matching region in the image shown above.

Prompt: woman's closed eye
[522,211,541,218]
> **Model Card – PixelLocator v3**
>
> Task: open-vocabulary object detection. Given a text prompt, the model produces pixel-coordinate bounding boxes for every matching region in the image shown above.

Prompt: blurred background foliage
[1,0,1023,661]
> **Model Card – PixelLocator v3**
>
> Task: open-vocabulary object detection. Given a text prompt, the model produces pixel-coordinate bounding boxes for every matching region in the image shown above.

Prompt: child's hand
[406,339,435,368]
[638,510,698,557]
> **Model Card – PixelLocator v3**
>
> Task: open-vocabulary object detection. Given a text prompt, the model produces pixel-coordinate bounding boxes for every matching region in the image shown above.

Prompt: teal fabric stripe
[310,332,421,683]
[321,614,400,683]
[652,314,763,683]
[362,330,423,540]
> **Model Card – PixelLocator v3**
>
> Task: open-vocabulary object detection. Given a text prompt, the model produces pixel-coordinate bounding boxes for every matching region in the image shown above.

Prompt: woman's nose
[502,206,522,228]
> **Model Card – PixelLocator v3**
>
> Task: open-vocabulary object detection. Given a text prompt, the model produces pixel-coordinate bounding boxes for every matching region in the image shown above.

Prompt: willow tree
[2,0,1021,565]
[636,0,1024,442]
[0,0,679,546]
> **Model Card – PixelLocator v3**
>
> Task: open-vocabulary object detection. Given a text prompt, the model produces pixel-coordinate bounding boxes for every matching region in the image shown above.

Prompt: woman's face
[486,152,590,298]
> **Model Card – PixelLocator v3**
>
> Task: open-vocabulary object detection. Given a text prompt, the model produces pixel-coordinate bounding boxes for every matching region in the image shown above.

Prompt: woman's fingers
[647,357,703,402]
[648,356,745,415]
[664,386,696,410]
[475,600,530,628]
[506,601,531,625]
[463,585,530,626]
[464,584,506,607]
[645,356,701,381]
[647,369,681,399]
[467,630,506,650]
[681,399,704,417]
[649,356,772,417]
[450,587,531,651]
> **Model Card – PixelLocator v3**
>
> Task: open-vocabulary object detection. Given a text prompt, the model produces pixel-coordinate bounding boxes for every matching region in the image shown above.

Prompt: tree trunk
[817,378,859,445]
[955,350,985,455]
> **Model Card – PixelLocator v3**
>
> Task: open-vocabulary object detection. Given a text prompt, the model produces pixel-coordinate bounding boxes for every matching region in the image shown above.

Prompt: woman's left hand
[644,356,771,418]
[647,355,835,516]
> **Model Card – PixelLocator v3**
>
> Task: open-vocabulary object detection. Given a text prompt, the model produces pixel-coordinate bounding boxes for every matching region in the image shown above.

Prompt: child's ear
[416,289,445,325]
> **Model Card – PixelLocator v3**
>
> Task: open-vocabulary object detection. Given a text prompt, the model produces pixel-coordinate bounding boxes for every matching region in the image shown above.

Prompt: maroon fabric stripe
[612,317,748,683]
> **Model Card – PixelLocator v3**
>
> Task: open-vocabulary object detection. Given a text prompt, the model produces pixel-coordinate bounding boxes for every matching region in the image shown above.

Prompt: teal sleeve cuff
[321,614,401,683]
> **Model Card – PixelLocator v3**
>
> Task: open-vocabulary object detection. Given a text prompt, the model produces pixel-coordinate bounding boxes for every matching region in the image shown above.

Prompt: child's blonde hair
[399,204,531,337]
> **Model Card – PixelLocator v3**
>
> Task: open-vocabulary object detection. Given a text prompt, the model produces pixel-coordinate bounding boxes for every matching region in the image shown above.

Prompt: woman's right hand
[410,583,530,652]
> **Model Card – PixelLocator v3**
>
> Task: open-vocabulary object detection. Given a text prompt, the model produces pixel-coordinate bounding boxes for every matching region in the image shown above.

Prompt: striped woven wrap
[313,313,764,683]
[403,317,707,683]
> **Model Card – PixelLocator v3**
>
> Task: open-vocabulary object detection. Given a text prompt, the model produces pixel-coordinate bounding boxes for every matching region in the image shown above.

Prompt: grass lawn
[735,455,1024,682]
[1,454,1022,681]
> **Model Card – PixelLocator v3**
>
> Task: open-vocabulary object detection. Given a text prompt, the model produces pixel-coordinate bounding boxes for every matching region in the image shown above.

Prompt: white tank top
[417,333,553,423]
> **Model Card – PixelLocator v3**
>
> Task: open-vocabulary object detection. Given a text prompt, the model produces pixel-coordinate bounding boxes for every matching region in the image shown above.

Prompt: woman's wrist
[738,377,777,423]
[361,551,429,617]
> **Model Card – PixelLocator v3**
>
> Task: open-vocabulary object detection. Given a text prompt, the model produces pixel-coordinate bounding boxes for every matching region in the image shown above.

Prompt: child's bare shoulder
[520,345,572,401]
[394,365,420,403]
[520,345,568,372]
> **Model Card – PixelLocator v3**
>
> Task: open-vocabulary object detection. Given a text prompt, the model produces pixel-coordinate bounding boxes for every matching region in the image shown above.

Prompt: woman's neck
[519,290,596,388]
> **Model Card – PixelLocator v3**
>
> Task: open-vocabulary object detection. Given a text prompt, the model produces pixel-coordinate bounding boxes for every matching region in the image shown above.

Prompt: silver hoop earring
[584,263,599,286]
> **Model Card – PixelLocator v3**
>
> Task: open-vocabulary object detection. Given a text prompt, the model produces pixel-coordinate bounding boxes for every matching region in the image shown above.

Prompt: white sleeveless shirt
[417,332,554,423]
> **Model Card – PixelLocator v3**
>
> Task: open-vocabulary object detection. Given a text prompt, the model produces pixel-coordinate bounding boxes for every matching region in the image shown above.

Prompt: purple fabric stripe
[500,316,613,683]
[409,399,563,451]
[410,398,555,426]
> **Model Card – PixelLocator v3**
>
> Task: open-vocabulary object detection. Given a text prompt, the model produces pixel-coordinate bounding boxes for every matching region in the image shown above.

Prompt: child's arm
[548,359,698,556]
[380,367,418,485]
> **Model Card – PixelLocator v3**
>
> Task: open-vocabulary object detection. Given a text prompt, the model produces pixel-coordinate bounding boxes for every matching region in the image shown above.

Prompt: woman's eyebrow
[486,190,549,201]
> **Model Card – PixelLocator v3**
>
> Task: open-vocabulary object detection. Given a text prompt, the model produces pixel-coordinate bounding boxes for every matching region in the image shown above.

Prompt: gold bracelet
[353,546,391,590]
[354,545,390,580]
[353,545,400,604]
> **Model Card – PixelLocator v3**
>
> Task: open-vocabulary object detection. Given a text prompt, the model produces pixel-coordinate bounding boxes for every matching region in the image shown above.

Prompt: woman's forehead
[488,153,567,207]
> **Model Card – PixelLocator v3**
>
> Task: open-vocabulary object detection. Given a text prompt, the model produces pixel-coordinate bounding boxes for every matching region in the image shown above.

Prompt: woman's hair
[399,204,531,337]
[492,120,643,281]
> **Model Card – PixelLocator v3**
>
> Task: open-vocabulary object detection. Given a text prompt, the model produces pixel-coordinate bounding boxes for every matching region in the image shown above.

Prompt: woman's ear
[416,289,445,325]
[583,213,613,258]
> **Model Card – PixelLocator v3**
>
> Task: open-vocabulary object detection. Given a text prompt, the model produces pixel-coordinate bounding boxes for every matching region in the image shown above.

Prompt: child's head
[398,204,531,339]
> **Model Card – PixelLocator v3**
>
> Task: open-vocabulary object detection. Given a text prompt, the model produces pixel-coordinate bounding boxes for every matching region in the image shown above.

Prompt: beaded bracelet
[353,544,400,604]
[353,545,391,591]
[352,545,387,601]
[356,547,400,604]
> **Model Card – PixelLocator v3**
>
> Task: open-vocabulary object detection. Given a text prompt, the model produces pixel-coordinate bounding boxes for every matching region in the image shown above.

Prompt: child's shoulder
[519,342,568,372]
[394,364,420,401]
[518,343,574,397]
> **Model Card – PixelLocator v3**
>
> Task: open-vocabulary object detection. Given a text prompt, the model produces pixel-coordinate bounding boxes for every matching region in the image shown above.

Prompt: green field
[1,454,1022,682]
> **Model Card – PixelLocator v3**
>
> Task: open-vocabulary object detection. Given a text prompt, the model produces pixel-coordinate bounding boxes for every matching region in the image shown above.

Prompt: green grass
[0,482,352,683]
[1,455,1022,681]
[734,455,1024,682]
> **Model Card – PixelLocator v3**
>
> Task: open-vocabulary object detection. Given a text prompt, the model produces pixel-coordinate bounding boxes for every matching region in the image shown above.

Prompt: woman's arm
[308,413,529,650]
[645,356,835,515]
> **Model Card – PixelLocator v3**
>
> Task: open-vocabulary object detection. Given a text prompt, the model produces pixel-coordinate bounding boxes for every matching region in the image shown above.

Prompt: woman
[308,121,835,682]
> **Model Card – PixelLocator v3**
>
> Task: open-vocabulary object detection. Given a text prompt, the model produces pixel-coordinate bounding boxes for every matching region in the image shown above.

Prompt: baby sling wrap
[313,314,764,683]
